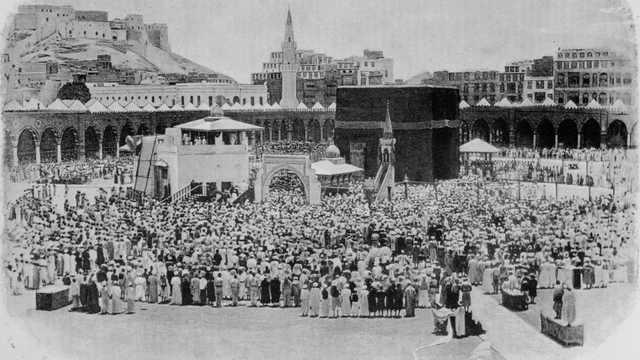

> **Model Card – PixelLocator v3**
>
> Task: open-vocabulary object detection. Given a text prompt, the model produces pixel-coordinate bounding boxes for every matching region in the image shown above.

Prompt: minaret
[380,101,396,163]
[377,101,396,200]
[280,7,299,109]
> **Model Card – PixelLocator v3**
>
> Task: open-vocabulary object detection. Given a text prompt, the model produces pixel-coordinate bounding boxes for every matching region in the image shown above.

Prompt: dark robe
[270,278,281,304]
[206,279,215,304]
[368,287,378,314]
[385,287,395,310]
[96,246,105,266]
[87,282,100,313]
[181,276,192,305]
[261,279,271,304]
[79,281,89,309]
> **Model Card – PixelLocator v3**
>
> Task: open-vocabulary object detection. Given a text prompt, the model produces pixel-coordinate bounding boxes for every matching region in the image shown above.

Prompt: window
[181,96,184,105]
[463,84,469,92]
[536,80,544,89]
[528,94,533,100]
[151,96,155,103]
[557,62,562,70]
[535,92,546,103]
[558,92,565,104]
[580,53,585,58]
[527,81,532,89]
[586,61,592,69]
[601,61,607,68]
[572,53,577,58]
[587,52,592,57]
[84,31,86,35]
[250,97,254,106]
[558,53,563,58]
[593,61,599,69]
[259,97,263,105]
[490,83,495,92]
[385,70,388,77]
[598,92,607,105]
[243,99,246,105]
[197,96,201,106]
[563,62,569,69]
[592,73,598,87]
[582,93,589,104]
[571,61,577,69]
[599,73,608,86]
[209,96,213,106]
[568,73,580,87]
[583,73,590,87]
[190,96,193,104]
[557,73,565,86]
[371,62,375,68]
[547,80,553,89]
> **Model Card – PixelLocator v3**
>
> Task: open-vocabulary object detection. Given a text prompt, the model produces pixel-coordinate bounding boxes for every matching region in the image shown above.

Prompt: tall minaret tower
[279,7,299,109]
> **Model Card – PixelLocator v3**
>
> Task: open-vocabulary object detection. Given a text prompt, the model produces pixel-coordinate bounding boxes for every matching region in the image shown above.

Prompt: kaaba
[334,85,460,182]
[36,285,72,311]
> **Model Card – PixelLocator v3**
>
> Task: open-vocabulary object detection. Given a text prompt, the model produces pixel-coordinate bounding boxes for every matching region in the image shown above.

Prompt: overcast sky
[1,0,638,83]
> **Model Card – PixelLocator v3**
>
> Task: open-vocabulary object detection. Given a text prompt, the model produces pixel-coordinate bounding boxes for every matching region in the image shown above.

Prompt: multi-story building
[428,70,500,105]
[523,56,555,103]
[554,48,635,106]
[251,10,394,107]
[499,60,530,102]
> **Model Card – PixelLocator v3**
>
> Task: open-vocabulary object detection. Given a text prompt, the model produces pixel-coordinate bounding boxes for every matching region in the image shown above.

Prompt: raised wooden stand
[501,289,528,311]
[36,285,71,311]
[540,311,584,346]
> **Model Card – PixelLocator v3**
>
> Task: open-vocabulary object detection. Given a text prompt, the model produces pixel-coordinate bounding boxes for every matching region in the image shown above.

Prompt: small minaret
[379,101,396,164]
[280,7,299,109]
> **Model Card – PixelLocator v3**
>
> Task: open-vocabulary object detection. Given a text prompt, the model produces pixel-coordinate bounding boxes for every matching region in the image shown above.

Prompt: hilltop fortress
[14,5,170,56]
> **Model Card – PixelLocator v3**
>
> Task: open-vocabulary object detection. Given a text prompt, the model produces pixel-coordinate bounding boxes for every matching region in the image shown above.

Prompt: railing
[233,187,255,205]
[374,164,394,203]
[161,183,203,204]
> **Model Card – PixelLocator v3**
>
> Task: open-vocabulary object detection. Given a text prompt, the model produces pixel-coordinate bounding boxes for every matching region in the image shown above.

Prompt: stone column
[304,122,309,142]
[600,132,607,149]
[35,141,41,164]
[533,132,537,148]
[98,140,103,160]
[489,131,493,144]
[319,125,324,141]
[56,142,62,162]
[286,120,292,141]
[277,122,282,141]
[577,133,581,148]
[12,142,18,166]
[116,131,121,158]
[627,133,631,148]
[554,132,559,148]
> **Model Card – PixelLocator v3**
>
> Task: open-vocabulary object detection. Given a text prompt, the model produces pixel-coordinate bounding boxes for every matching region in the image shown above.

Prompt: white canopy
[231,102,243,110]
[183,102,198,110]
[157,103,171,111]
[197,102,210,111]
[101,98,115,107]
[564,100,578,109]
[221,103,232,110]
[107,101,127,112]
[142,103,157,112]
[67,100,87,111]
[176,117,264,132]
[459,100,470,109]
[327,102,336,110]
[253,103,265,111]
[541,97,557,106]
[459,138,501,153]
[85,98,98,107]
[586,99,604,109]
[270,102,282,110]
[311,160,363,176]
[519,98,534,107]
[476,98,491,106]
[495,98,512,107]
[311,102,325,111]
[171,103,184,111]
[23,98,44,110]
[610,99,629,112]
[4,99,24,111]
[47,99,69,110]
[88,100,109,113]
[134,98,149,107]
[124,102,142,112]
[296,102,309,111]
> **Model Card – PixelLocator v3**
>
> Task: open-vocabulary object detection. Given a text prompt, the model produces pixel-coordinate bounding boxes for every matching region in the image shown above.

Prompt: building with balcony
[428,70,500,105]
[554,48,635,106]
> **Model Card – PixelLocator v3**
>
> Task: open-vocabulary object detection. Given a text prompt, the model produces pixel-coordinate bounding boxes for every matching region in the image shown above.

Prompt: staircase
[374,164,395,203]
[232,187,255,205]
[161,183,203,204]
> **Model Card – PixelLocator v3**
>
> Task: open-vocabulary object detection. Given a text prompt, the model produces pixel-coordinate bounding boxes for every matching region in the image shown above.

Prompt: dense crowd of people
[7,156,135,185]
[251,141,329,163]
[4,166,636,321]
[498,146,629,162]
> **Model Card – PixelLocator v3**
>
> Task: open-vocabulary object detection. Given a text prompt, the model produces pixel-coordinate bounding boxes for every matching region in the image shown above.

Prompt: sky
[0,0,638,83]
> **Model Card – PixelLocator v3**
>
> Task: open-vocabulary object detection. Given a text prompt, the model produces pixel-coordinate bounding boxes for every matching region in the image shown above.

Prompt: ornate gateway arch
[254,155,321,204]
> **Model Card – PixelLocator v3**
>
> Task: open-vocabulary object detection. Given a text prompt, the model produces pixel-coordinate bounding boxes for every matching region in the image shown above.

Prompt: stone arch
[40,127,59,163]
[120,122,135,146]
[607,120,627,148]
[61,127,78,161]
[254,155,321,204]
[516,120,533,147]
[103,125,117,157]
[85,126,100,159]
[471,118,490,142]
[557,119,578,148]
[137,123,150,135]
[17,128,38,163]
[155,123,167,135]
[491,118,509,146]
[323,118,335,141]
[582,118,600,148]
[308,118,321,142]
[233,96,240,104]
[536,119,555,148]
[292,118,305,141]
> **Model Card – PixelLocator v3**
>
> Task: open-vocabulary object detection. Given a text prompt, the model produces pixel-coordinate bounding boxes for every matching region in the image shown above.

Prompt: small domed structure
[324,143,341,159]
[210,105,223,117]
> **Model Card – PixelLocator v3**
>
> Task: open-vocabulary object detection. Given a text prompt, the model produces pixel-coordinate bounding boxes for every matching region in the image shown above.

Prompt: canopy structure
[124,102,142,112]
[142,103,157,112]
[311,102,325,111]
[47,99,69,110]
[459,100,471,109]
[4,99,24,111]
[157,103,171,111]
[176,116,264,132]
[519,98,535,107]
[107,101,126,112]
[586,99,604,109]
[270,102,282,110]
[610,99,628,112]
[327,102,336,110]
[311,160,363,176]
[476,98,491,106]
[88,100,109,113]
[296,102,308,111]
[495,98,512,107]
[564,100,578,109]
[459,138,501,153]
[221,103,232,110]
[541,97,557,106]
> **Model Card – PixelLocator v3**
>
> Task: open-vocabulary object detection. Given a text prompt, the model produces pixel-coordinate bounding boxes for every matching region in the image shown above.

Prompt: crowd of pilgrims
[251,141,329,163]
[7,156,135,185]
[498,146,629,162]
[3,170,636,319]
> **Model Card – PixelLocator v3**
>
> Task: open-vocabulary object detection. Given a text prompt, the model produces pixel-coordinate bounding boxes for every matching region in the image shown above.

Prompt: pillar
[98,140,103,160]
[577,133,581,148]
[304,123,308,142]
[278,123,282,141]
[35,141,41,164]
[554,132,558,148]
[56,142,62,162]
[533,132,537,148]
[600,132,607,149]
[320,126,324,141]
[286,121,292,141]
[78,128,86,161]
[12,143,18,166]
[489,131,493,144]
[627,133,631,148]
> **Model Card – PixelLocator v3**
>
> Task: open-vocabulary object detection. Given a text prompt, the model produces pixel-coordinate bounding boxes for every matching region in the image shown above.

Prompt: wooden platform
[540,311,584,346]
[501,289,528,311]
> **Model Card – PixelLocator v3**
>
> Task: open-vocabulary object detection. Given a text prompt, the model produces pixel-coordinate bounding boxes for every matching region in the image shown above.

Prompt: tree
[57,82,91,104]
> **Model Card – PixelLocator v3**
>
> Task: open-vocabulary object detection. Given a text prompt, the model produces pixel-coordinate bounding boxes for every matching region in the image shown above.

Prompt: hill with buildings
[3,4,235,104]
